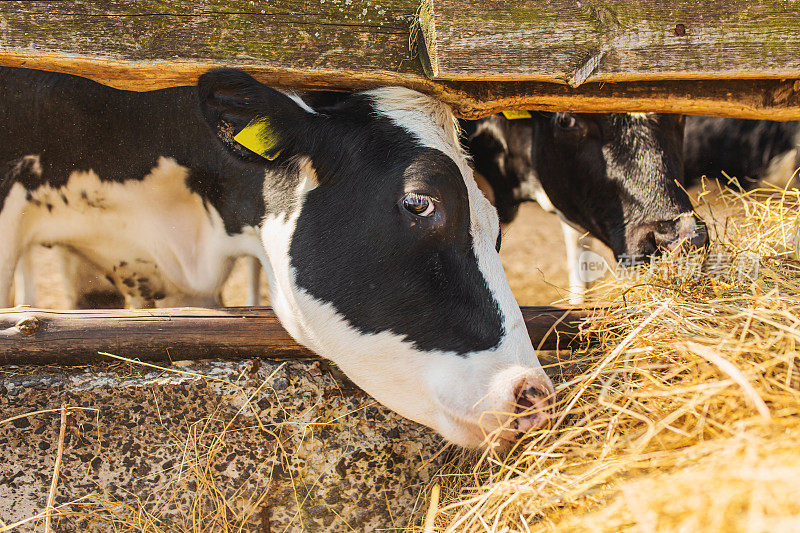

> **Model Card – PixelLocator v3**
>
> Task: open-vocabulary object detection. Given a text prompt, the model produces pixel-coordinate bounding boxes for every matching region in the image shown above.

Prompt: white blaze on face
[261,93,552,448]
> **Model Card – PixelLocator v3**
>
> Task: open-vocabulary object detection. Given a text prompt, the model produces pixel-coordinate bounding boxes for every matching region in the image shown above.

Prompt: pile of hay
[427,184,800,532]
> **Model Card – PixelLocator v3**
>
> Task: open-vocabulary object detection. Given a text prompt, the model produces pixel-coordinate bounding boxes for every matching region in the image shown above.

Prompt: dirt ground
[25,202,597,309]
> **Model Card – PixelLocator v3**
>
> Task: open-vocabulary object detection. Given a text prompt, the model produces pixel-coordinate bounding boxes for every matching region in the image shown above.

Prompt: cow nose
[652,215,709,253]
[513,373,555,434]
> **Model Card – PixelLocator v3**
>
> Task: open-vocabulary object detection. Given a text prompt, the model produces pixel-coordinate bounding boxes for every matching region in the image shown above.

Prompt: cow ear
[198,68,312,162]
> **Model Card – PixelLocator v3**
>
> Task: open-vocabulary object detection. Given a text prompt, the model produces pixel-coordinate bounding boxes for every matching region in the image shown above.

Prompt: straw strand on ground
[44,403,68,533]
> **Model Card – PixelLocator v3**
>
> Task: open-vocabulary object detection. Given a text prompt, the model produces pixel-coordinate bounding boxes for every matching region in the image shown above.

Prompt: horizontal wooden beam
[3,52,800,120]
[1,1,800,119]
[418,0,800,84]
[0,306,591,366]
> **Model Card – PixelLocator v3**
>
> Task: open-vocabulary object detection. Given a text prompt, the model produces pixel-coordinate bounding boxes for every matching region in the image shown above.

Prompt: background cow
[462,112,708,303]
[684,117,800,189]
[1,66,553,448]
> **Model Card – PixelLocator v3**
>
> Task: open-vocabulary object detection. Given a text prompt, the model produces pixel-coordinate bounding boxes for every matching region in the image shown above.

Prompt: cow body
[462,112,707,302]
[684,117,800,189]
[0,67,552,448]
[0,68,266,308]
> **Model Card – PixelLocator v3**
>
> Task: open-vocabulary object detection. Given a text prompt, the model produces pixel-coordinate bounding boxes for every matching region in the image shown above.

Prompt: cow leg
[13,247,37,306]
[0,185,28,307]
[57,247,125,309]
[561,221,592,305]
[0,244,22,307]
[244,255,262,306]
[58,247,91,308]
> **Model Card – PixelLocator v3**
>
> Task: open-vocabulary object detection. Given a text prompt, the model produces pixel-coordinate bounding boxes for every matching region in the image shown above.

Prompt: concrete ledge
[0,358,451,531]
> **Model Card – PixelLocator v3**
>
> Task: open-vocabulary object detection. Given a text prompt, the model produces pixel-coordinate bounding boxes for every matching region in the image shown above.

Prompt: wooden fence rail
[1,1,799,118]
[0,306,592,366]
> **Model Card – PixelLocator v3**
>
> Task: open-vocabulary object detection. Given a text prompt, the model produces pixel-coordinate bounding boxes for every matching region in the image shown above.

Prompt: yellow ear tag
[501,109,533,120]
[233,119,282,161]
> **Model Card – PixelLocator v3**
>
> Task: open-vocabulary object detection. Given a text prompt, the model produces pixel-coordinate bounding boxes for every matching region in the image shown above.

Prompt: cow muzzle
[442,366,556,449]
[627,213,709,261]
[652,214,709,253]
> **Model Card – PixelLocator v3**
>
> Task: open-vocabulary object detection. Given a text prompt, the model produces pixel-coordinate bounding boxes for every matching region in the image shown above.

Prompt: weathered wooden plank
[2,51,800,120]
[1,1,800,119]
[440,77,800,120]
[0,0,418,75]
[0,0,423,92]
[419,0,800,85]
[0,305,591,366]
[0,306,316,364]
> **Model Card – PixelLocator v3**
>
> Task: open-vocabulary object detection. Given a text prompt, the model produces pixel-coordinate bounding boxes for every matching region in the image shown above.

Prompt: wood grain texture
[0,306,591,366]
[437,77,800,120]
[420,0,800,84]
[0,0,419,73]
[0,1,799,118]
[2,51,800,119]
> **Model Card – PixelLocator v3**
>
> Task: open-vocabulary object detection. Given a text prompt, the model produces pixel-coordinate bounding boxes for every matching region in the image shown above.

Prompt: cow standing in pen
[461,112,708,303]
[0,66,553,448]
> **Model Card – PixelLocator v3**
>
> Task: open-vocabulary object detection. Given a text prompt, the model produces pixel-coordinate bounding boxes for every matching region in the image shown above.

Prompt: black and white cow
[0,66,553,447]
[684,117,800,189]
[461,112,708,302]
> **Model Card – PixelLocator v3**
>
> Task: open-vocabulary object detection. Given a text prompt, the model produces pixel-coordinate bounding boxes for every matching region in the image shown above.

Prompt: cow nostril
[651,216,709,253]
[513,377,555,434]
[653,227,680,249]
[690,220,710,249]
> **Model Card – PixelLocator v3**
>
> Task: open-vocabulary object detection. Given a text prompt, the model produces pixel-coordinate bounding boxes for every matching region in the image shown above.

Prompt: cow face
[198,69,553,448]
[464,113,708,262]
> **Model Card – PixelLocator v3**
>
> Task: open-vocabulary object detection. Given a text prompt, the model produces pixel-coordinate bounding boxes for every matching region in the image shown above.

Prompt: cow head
[463,113,708,262]
[198,68,553,448]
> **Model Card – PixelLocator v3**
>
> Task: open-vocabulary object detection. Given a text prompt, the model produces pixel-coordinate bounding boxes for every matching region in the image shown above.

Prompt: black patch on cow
[76,289,125,309]
[290,141,503,355]
[1,156,41,211]
[0,66,267,234]
[460,116,533,224]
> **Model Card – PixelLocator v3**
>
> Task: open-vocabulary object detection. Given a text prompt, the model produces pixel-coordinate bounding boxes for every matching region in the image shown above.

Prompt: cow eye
[556,114,578,130]
[402,193,435,217]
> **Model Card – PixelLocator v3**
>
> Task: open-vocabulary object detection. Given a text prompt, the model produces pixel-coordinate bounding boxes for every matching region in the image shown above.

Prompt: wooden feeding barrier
[0,0,798,363]
[0,306,592,365]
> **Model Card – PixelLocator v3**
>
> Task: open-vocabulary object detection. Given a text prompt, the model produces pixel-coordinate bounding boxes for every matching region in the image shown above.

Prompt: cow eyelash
[402,193,435,217]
